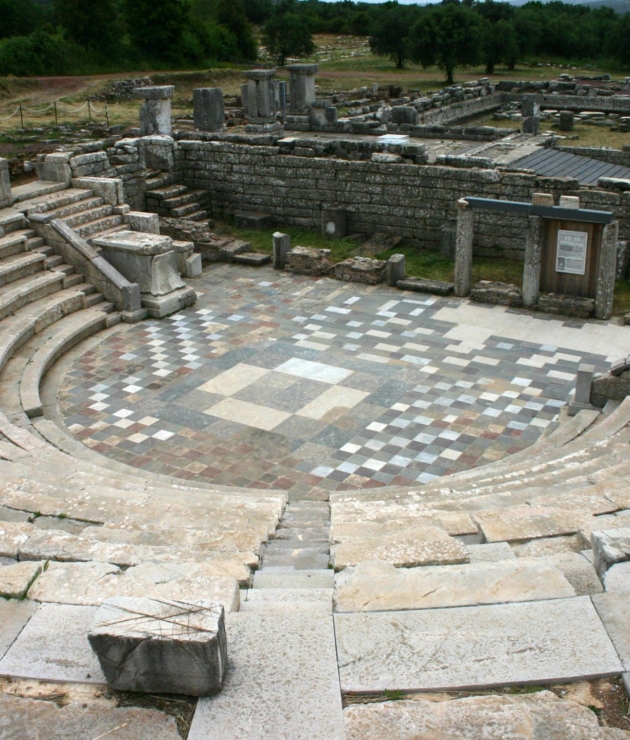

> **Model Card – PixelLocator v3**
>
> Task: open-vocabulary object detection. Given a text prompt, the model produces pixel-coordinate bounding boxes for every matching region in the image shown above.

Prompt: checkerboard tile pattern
[59,265,609,500]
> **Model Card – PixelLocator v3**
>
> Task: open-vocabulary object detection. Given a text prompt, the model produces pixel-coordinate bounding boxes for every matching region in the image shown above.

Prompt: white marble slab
[275,358,352,384]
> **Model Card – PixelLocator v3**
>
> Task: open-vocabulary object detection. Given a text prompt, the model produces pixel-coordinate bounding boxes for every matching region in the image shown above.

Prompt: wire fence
[0,100,111,128]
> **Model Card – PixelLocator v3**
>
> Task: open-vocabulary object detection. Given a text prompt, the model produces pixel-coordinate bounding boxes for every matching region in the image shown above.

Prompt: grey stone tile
[335,596,621,692]
[188,613,344,740]
[0,599,36,660]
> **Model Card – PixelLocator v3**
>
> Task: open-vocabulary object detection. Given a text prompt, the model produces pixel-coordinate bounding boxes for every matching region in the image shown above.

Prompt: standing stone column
[273,232,291,269]
[193,88,225,132]
[522,215,543,308]
[0,158,11,209]
[286,64,318,113]
[595,220,619,320]
[559,110,574,132]
[386,254,405,287]
[523,192,552,309]
[454,199,474,297]
[134,86,175,136]
[521,94,540,135]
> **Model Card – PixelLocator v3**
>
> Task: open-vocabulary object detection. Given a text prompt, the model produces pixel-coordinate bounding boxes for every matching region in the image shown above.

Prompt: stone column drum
[134,86,175,136]
[194,88,225,132]
[0,158,11,209]
[286,64,318,113]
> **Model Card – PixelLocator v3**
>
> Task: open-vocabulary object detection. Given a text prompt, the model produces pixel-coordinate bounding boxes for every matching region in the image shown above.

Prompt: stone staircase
[145,170,212,222]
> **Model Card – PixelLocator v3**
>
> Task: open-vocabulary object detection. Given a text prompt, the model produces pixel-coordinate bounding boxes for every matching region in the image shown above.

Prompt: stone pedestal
[134,86,174,136]
[0,158,11,209]
[273,232,291,269]
[194,88,225,132]
[243,69,280,132]
[568,364,596,416]
[286,64,318,113]
[322,208,346,238]
[559,110,574,132]
[386,254,405,286]
[310,101,338,129]
[93,230,196,318]
[454,199,474,297]
[391,107,419,126]
[88,598,227,697]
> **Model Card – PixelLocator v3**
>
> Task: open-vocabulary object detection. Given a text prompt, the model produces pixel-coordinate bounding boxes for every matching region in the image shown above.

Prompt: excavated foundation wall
[178,140,630,257]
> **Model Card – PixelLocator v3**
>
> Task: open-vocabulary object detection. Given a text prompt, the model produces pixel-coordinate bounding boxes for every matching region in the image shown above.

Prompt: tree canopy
[263,0,315,66]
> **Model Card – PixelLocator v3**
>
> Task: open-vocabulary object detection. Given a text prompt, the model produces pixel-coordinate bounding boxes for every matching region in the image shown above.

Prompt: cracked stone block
[0,561,43,599]
[88,597,227,696]
[286,246,333,277]
[591,528,630,578]
[334,257,386,286]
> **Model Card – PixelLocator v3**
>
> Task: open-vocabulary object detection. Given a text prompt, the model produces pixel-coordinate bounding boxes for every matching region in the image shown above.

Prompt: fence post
[88,101,92,122]
[19,104,24,130]
[105,104,110,129]
[54,101,58,125]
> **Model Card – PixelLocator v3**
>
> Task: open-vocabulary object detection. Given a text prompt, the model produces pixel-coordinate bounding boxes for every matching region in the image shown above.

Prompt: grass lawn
[215,219,630,316]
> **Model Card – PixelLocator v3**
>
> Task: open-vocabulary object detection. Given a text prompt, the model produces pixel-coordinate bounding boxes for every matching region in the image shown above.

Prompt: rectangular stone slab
[335,596,622,692]
[592,593,630,670]
[0,599,36,660]
[0,603,105,683]
[188,612,344,740]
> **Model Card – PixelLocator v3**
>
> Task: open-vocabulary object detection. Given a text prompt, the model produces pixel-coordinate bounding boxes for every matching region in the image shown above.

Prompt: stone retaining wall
[500,92,630,115]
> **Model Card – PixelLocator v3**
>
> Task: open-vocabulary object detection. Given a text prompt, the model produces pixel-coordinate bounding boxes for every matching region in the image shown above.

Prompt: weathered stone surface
[234,211,273,230]
[253,569,335,589]
[335,596,621,692]
[604,561,630,592]
[0,560,42,598]
[0,695,181,740]
[285,246,333,277]
[397,277,454,295]
[538,293,595,319]
[333,257,386,285]
[89,597,227,696]
[194,87,225,132]
[330,506,476,534]
[391,106,419,126]
[385,253,405,286]
[28,561,241,610]
[474,507,593,543]
[273,232,291,269]
[0,158,11,208]
[331,525,469,570]
[517,553,602,596]
[593,592,630,670]
[0,603,105,683]
[188,612,344,740]
[333,559,575,612]
[466,542,516,563]
[470,280,523,307]
[0,599,36,660]
[591,527,630,577]
[343,691,630,740]
[512,535,585,557]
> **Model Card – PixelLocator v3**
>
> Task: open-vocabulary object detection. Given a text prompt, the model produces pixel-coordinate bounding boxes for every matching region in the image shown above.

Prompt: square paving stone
[334,596,622,692]
[0,603,104,683]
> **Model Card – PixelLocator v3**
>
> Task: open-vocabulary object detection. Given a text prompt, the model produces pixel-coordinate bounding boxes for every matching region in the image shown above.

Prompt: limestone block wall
[500,92,630,115]
[421,94,502,125]
[179,140,630,256]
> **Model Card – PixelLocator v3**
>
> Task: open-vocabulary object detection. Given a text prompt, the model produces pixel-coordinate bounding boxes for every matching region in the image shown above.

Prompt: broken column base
[142,285,197,319]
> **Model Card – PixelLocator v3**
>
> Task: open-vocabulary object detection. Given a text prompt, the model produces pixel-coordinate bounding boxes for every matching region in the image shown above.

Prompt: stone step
[343,691,626,740]
[11,181,67,205]
[86,224,126,246]
[162,191,208,209]
[263,550,331,570]
[170,202,203,218]
[253,569,335,589]
[44,196,104,221]
[0,232,28,261]
[26,237,45,252]
[186,209,211,222]
[146,184,187,201]
[50,263,74,277]
[62,204,113,229]
[0,287,86,376]
[266,540,330,551]
[333,559,577,613]
[99,301,116,314]
[0,210,27,234]
[232,252,271,266]
[273,529,330,542]
[44,255,63,269]
[0,252,46,288]
[334,596,622,693]
[75,215,123,239]
[63,273,84,289]
[17,187,94,214]
[83,292,104,308]
[0,272,64,323]
[187,612,344,740]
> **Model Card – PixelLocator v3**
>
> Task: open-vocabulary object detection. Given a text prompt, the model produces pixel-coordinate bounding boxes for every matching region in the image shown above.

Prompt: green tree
[54,0,119,53]
[215,0,257,60]
[369,2,411,69]
[0,0,42,40]
[605,12,630,69]
[482,18,519,74]
[263,1,315,66]
[123,0,189,61]
[408,3,482,84]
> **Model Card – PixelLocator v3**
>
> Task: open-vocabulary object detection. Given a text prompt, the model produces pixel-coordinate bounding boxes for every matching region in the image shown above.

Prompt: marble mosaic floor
[58,264,614,500]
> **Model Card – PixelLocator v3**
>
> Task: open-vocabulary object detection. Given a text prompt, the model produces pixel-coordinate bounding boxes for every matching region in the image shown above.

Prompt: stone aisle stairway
[145,170,212,222]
